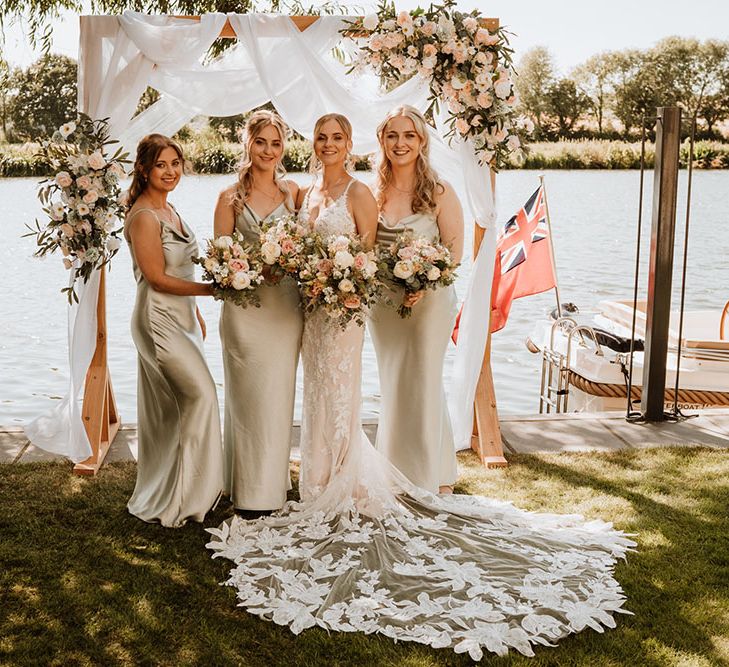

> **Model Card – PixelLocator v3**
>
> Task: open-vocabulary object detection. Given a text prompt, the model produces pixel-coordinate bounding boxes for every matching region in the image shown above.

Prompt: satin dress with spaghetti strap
[369,211,458,493]
[124,206,223,528]
[219,197,303,510]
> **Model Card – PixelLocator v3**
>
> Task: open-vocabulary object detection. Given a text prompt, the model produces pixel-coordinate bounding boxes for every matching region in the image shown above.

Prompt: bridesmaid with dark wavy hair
[124,133,223,528]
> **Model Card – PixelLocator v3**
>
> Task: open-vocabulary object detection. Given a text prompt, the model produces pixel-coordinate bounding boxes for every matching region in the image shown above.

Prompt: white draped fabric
[25,12,496,459]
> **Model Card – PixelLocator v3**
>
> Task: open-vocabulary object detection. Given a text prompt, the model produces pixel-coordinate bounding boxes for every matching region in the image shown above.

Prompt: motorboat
[526,299,729,413]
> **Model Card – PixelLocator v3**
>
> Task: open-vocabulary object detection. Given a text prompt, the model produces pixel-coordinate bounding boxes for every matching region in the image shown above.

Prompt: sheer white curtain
[26,12,496,459]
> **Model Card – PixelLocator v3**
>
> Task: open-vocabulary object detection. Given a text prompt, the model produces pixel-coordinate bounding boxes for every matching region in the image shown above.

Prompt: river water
[1,170,726,426]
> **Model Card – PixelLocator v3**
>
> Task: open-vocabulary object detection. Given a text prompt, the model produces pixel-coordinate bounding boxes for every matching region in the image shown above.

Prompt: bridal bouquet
[24,113,128,303]
[377,233,458,317]
[194,232,264,308]
[297,233,380,329]
[259,215,310,281]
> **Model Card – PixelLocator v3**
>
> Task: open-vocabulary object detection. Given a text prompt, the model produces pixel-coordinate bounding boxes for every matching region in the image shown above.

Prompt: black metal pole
[640,106,682,421]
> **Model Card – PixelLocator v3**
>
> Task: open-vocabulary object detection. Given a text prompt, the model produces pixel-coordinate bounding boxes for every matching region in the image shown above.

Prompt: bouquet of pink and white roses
[259,215,310,280]
[25,113,128,303]
[377,233,459,317]
[194,232,265,308]
[297,233,380,329]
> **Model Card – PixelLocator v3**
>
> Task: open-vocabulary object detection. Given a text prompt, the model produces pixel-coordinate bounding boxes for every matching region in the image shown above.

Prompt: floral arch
[27,8,524,470]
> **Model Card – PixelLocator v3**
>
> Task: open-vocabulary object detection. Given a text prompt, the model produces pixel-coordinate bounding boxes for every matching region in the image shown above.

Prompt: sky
[3,0,728,72]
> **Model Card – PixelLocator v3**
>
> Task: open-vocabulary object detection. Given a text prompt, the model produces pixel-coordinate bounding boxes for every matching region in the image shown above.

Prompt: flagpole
[539,174,562,318]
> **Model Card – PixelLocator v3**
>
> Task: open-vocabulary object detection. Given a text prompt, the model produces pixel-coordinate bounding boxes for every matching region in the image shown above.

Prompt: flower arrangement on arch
[377,232,459,317]
[345,0,533,168]
[24,113,128,303]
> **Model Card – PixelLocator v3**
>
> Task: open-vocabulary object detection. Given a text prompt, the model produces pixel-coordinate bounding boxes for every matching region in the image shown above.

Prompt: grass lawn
[1,447,727,667]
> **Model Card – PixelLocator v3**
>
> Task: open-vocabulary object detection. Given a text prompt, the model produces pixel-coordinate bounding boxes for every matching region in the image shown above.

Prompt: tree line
[516,37,729,141]
[3,36,729,144]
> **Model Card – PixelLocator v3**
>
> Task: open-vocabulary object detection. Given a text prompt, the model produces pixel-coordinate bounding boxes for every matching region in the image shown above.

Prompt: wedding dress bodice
[299,179,356,238]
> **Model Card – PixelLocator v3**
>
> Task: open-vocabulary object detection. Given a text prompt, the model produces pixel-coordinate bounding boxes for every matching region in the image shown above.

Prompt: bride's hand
[403,291,424,308]
[196,307,207,340]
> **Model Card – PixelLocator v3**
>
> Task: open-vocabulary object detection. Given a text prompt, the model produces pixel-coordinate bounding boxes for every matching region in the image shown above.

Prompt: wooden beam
[174,15,499,38]
[73,267,120,475]
[471,169,507,468]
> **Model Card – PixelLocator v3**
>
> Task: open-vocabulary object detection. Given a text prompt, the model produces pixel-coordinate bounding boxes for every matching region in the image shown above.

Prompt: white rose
[365,260,378,278]
[87,151,106,170]
[106,237,121,252]
[261,240,282,264]
[494,79,512,99]
[214,235,234,250]
[59,121,76,138]
[231,272,252,290]
[393,260,414,279]
[334,250,354,269]
[50,202,65,220]
[338,278,355,293]
[331,235,350,252]
[363,13,379,31]
[427,266,441,281]
[204,257,218,273]
[507,135,521,151]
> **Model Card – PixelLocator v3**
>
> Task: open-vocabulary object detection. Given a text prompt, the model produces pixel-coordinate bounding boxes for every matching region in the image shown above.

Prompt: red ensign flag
[490,185,556,332]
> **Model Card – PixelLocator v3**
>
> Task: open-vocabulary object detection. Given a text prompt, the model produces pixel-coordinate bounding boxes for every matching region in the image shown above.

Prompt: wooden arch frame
[78,12,506,474]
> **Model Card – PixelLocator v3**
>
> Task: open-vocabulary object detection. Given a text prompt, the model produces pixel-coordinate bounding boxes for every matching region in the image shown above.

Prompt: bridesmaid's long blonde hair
[309,113,354,174]
[376,105,442,214]
[231,110,291,214]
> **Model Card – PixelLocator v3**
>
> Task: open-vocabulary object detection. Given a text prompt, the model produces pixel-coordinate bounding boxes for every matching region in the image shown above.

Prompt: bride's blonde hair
[376,105,442,214]
[309,113,354,173]
[231,110,291,214]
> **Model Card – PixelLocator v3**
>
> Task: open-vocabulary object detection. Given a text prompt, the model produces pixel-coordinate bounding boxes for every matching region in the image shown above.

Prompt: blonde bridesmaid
[369,105,464,495]
[124,134,223,527]
[214,110,303,512]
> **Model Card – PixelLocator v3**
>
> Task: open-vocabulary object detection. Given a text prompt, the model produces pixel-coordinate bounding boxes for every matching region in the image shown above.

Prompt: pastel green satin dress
[124,207,224,528]
[219,200,303,510]
[369,211,458,494]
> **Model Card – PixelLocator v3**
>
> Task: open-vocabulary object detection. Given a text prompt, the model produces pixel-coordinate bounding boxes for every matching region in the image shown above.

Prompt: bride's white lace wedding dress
[207,180,635,660]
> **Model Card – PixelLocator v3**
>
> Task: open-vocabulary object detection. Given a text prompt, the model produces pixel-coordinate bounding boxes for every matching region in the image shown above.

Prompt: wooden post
[641,106,681,421]
[471,170,507,468]
[73,267,120,475]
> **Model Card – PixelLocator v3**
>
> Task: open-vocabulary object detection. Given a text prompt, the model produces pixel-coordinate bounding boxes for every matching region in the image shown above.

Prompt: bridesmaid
[214,110,303,512]
[369,105,464,495]
[124,133,223,527]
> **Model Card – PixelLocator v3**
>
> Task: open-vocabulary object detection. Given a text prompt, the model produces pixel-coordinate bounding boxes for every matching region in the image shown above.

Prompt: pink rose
[55,171,72,188]
[369,35,384,52]
[397,246,416,260]
[343,294,361,309]
[475,28,489,45]
[423,44,437,58]
[421,21,436,36]
[353,252,367,270]
[317,258,334,274]
[281,238,296,254]
[229,259,249,272]
[455,118,470,135]
[76,175,91,190]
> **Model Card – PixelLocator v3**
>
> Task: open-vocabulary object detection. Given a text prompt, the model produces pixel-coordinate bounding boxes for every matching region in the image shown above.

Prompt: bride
[207,113,635,660]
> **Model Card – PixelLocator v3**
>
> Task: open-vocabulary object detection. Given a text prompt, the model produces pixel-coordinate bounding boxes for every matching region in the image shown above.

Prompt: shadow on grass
[0,448,727,666]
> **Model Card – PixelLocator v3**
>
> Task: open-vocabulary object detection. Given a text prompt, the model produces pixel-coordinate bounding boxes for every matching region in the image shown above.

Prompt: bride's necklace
[321,174,349,196]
